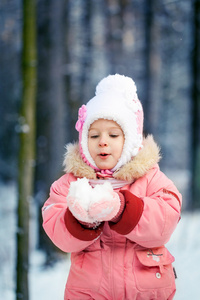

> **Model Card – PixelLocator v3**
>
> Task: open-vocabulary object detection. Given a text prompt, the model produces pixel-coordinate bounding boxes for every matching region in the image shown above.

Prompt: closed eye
[110,134,119,138]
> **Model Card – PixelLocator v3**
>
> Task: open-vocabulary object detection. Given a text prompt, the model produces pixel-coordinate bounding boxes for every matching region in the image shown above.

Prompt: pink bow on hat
[75,105,87,132]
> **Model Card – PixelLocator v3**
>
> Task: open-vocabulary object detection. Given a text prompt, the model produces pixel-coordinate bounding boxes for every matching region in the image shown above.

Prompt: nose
[99,136,108,147]
[99,141,108,147]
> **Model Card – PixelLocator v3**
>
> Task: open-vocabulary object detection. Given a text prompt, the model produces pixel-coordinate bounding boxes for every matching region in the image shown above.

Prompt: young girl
[42,74,182,300]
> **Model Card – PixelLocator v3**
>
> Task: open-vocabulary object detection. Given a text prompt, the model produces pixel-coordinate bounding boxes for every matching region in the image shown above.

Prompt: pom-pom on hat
[75,74,144,171]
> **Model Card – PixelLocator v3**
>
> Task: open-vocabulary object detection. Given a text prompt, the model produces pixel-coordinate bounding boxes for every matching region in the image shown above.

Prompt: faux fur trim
[63,135,161,181]
[63,143,97,180]
[113,135,161,181]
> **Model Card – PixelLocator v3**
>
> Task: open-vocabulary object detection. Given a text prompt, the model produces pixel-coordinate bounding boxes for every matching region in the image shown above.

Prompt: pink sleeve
[42,174,102,253]
[110,167,182,248]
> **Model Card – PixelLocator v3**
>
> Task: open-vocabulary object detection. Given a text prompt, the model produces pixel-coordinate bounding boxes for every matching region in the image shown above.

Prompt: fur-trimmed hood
[63,135,161,182]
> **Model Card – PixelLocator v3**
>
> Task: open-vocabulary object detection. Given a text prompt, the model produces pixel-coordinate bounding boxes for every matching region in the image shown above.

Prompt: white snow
[0,182,200,299]
[67,177,93,211]
[30,251,70,300]
[167,211,200,300]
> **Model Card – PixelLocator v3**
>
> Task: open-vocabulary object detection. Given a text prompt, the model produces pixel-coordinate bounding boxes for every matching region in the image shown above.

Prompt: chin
[98,164,114,170]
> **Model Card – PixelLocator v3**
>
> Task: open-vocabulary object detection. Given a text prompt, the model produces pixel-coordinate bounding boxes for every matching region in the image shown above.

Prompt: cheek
[114,139,124,157]
[119,146,124,157]
[88,139,95,158]
[120,137,125,152]
[88,140,92,153]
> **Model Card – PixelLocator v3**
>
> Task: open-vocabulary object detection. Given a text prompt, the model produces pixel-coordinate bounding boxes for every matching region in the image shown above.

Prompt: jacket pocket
[134,246,175,291]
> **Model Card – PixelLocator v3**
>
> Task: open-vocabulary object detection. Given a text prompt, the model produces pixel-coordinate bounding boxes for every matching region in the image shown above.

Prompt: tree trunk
[16,0,37,298]
[192,0,200,208]
[143,0,161,136]
[106,0,123,74]
[36,0,67,260]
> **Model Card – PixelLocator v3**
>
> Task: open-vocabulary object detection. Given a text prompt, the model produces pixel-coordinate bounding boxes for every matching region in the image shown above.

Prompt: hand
[88,182,121,222]
[66,178,94,223]
[67,178,121,224]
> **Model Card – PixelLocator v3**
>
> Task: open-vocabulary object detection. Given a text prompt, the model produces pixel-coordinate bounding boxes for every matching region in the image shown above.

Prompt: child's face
[88,119,125,170]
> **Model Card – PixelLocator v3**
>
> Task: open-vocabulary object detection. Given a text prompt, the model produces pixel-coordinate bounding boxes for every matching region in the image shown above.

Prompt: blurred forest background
[0,0,200,298]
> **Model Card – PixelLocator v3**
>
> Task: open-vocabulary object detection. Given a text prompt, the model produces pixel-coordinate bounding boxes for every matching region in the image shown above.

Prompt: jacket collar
[63,135,161,181]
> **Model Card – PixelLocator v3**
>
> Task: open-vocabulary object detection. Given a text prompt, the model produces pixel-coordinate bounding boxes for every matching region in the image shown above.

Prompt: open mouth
[99,153,109,157]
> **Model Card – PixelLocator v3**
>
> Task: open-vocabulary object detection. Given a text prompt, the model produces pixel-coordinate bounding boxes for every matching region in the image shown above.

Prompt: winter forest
[0,0,200,299]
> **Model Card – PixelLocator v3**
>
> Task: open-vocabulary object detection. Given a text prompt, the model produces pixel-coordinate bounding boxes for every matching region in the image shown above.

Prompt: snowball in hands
[66,178,121,223]
[67,177,93,223]
[88,184,120,222]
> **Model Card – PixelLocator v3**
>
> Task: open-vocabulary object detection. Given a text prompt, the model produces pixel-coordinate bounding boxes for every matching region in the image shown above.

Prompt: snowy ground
[1,183,200,300]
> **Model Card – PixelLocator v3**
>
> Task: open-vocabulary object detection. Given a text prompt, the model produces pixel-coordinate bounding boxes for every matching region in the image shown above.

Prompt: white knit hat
[75,74,144,171]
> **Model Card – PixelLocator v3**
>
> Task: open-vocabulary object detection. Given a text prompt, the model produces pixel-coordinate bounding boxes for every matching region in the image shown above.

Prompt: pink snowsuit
[42,136,182,300]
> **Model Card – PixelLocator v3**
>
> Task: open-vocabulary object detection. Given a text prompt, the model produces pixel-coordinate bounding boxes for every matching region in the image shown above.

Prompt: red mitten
[109,190,144,235]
